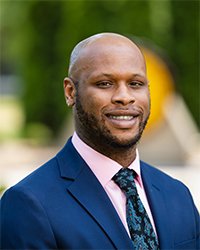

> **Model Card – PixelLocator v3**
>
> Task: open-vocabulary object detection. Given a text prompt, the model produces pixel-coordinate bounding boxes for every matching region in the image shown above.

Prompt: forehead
[72,37,146,79]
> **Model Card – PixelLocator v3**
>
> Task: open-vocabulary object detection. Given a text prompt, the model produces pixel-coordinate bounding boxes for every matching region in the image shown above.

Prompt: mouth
[104,110,140,129]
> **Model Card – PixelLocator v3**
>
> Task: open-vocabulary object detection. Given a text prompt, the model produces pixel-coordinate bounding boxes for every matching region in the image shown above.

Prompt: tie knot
[112,168,137,197]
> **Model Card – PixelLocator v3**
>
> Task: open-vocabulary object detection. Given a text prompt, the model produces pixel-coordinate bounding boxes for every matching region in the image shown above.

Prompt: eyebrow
[93,73,147,81]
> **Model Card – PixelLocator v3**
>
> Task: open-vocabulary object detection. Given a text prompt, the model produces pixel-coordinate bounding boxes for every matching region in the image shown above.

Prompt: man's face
[72,38,150,149]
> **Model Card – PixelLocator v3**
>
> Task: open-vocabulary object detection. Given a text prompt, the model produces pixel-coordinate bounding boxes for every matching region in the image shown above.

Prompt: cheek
[144,94,150,108]
[81,88,109,111]
[80,93,106,116]
[136,91,150,111]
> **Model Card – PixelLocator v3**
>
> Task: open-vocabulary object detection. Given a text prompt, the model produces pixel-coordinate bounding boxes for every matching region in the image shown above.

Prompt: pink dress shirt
[72,132,157,237]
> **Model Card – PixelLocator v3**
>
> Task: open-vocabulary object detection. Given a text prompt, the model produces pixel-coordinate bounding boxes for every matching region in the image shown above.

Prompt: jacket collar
[56,138,134,249]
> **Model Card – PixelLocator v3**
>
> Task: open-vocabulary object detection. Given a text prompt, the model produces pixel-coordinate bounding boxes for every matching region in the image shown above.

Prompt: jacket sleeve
[1,186,57,249]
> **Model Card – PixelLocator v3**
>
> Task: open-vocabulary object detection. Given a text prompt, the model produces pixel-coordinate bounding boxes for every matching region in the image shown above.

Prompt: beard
[74,93,150,150]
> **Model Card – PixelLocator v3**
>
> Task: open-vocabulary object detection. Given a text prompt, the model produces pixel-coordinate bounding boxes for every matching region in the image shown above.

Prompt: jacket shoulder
[140,161,199,212]
[141,161,187,187]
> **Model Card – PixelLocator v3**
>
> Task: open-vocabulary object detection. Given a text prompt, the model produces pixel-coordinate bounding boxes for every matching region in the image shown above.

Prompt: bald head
[68,33,146,79]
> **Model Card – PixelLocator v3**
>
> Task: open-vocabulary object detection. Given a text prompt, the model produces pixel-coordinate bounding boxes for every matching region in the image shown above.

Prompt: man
[1,33,199,249]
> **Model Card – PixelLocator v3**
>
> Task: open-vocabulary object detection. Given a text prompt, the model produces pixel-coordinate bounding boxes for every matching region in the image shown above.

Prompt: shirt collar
[72,132,143,188]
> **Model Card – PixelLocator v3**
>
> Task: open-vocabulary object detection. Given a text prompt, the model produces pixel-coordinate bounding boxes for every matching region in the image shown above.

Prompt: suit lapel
[141,162,173,249]
[57,139,133,249]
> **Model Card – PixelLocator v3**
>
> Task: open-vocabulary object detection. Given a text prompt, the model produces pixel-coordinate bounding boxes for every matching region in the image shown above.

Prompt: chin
[107,133,141,149]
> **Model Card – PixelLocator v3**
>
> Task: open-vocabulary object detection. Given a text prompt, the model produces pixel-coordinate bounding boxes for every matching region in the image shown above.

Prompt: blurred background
[0,0,199,208]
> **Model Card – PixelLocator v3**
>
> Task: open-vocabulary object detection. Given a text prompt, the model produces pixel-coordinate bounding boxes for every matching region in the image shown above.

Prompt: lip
[104,109,140,129]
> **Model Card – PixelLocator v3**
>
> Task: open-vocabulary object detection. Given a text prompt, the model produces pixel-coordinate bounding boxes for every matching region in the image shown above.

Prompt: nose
[111,84,135,105]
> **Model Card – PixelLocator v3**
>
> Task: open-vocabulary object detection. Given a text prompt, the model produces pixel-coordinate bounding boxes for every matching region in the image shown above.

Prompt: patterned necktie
[112,168,159,250]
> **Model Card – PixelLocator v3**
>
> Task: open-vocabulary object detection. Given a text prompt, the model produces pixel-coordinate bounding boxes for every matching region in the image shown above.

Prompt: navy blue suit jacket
[1,138,200,249]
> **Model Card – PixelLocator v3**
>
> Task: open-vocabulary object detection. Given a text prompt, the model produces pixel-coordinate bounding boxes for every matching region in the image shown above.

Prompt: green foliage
[1,0,199,137]
[170,0,199,126]
[20,1,67,135]
[24,122,53,145]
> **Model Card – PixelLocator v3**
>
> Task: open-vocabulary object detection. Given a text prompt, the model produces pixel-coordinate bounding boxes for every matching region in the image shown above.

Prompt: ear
[63,77,76,107]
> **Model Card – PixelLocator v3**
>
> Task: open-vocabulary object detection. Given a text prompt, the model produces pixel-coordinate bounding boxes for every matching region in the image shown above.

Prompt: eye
[129,81,144,88]
[96,81,113,88]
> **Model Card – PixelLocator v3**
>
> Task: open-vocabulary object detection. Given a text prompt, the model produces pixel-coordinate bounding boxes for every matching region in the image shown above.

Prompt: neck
[77,133,137,167]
